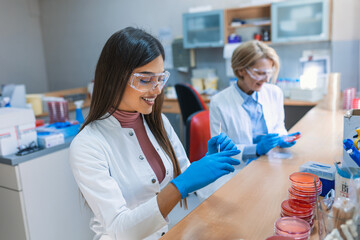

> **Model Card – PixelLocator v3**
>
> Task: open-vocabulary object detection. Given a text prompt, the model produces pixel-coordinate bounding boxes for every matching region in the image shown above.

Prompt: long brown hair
[82,27,186,206]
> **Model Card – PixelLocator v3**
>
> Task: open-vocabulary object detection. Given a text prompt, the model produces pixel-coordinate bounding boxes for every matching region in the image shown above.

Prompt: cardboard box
[0,108,37,156]
[343,109,360,168]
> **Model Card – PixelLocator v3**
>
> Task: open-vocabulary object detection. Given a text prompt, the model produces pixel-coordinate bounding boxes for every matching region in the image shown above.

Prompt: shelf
[224,4,271,44]
[187,27,220,33]
[228,22,271,30]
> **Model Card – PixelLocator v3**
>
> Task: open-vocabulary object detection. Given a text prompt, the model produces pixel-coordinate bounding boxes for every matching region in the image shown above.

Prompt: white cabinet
[183,10,224,48]
[271,0,331,43]
[0,149,93,240]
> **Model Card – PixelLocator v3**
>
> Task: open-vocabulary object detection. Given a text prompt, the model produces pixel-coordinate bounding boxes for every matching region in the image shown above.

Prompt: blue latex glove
[343,139,360,167]
[207,133,237,154]
[256,133,280,156]
[171,149,241,198]
[278,140,296,148]
[253,134,265,144]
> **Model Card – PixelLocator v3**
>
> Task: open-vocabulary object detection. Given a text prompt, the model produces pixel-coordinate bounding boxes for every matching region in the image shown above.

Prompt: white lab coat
[69,113,190,240]
[210,83,287,158]
[197,83,287,200]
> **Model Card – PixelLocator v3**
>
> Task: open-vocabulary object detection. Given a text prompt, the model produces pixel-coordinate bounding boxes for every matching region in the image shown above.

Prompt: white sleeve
[274,87,288,135]
[69,135,168,240]
[210,100,246,160]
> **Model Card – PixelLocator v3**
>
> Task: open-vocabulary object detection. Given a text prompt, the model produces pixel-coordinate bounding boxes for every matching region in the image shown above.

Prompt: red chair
[175,83,207,125]
[186,110,211,163]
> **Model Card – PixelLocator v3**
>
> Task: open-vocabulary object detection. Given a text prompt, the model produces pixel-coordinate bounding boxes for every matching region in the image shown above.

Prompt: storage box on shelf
[224,4,271,44]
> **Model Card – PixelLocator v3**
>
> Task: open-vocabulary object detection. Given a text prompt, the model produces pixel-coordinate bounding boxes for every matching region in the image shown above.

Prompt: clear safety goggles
[245,67,274,81]
[128,71,170,92]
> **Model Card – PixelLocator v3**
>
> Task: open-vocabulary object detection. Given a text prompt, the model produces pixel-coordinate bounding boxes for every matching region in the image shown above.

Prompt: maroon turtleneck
[112,110,165,183]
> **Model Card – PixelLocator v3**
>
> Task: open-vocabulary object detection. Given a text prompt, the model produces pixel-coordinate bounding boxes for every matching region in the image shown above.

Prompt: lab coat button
[156,148,159,151]
[166,170,169,175]
[151,178,156,183]
[139,155,144,160]
[156,192,159,195]
[129,131,134,136]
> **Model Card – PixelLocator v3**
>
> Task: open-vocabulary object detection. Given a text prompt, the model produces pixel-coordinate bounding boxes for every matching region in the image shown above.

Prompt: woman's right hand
[170,149,241,198]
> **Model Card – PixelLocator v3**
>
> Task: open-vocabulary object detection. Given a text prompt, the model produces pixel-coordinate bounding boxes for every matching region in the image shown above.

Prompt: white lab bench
[0,139,93,240]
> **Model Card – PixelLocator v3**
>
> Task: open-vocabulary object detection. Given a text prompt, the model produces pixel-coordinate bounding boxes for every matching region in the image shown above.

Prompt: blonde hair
[231,40,280,83]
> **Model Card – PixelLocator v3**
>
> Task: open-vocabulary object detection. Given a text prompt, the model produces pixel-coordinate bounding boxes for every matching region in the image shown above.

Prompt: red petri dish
[274,217,310,240]
[265,236,295,240]
[288,189,316,206]
[281,199,313,217]
[289,172,321,191]
[290,186,321,197]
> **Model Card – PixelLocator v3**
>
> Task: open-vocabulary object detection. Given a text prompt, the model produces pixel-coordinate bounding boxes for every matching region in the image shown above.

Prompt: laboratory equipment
[274,217,311,240]
[288,172,322,206]
[343,109,360,168]
[282,132,301,143]
[299,161,335,197]
[343,88,357,110]
[281,199,314,228]
[1,84,27,108]
[0,108,37,156]
[74,100,85,124]
[47,100,69,123]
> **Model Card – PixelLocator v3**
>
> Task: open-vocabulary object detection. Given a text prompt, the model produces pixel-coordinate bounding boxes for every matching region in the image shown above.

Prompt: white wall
[0,0,48,93]
[39,0,251,91]
[332,0,360,41]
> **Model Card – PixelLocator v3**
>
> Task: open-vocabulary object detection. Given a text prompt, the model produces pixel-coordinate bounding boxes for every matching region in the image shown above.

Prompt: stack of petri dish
[281,199,314,228]
[47,100,69,123]
[343,88,356,110]
[288,172,322,207]
[274,217,311,240]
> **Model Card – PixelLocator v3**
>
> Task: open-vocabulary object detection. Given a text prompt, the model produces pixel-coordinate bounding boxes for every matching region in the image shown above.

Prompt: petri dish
[265,236,295,240]
[281,199,313,217]
[274,217,311,240]
[289,172,321,188]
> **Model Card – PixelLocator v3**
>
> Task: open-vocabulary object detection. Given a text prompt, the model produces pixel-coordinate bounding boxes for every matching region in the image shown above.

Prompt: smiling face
[117,56,164,114]
[237,58,274,95]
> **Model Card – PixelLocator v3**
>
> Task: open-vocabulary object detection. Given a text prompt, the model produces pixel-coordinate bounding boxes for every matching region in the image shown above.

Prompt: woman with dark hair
[69,27,241,240]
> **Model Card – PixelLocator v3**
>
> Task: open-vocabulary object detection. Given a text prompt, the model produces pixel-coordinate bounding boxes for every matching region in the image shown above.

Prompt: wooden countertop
[161,106,345,240]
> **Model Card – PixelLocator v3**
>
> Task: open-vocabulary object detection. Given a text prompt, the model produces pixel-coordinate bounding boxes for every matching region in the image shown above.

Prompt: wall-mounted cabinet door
[271,0,330,43]
[183,10,224,49]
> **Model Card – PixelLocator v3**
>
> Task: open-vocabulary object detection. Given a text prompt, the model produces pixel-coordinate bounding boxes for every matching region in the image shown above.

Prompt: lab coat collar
[231,83,266,106]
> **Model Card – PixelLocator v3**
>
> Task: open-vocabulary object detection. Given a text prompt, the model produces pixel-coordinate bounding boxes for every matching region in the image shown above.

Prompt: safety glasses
[245,67,274,81]
[128,71,170,92]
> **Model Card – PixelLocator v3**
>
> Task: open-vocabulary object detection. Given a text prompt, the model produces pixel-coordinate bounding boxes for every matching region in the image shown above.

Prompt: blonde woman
[210,40,297,162]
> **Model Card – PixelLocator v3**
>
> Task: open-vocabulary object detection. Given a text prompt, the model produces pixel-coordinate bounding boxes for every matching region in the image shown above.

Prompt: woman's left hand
[207,133,238,154]
[278,139,296,148]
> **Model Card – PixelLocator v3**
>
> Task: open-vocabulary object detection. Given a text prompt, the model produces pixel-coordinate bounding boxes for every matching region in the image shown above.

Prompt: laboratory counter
[162,96,318,114]
[161,106,345,240]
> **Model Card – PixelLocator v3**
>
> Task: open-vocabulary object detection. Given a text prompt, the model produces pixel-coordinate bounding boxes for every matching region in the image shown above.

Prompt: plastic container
[281,199,314,227]
[289,172,322,195]
[274,217,311,240]
[299,161,335,197]
[47,100,69,123]
[265,236,294,240]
